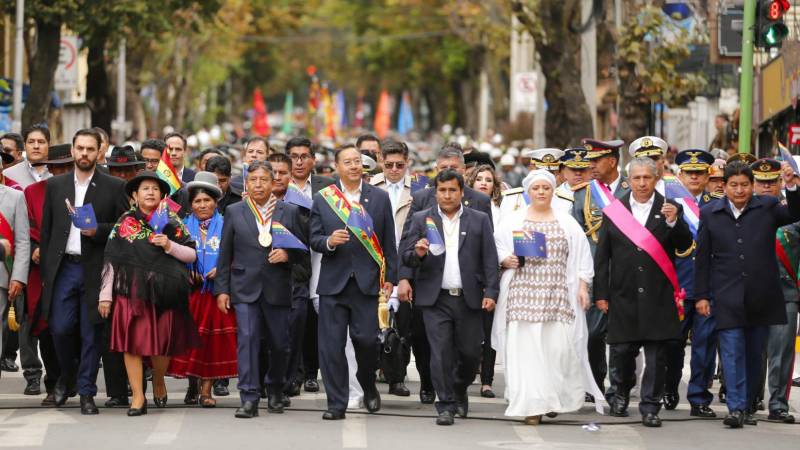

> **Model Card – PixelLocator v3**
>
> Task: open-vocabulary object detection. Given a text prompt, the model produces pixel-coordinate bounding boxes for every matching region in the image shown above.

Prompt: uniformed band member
[748,158,798,424]
[594,157,693,427]
[310,145,398,420]
[399,169,499,425]
[571,138,629,400]
[694,160,800,428]
[665,149,718,417]
[628,136,668,194]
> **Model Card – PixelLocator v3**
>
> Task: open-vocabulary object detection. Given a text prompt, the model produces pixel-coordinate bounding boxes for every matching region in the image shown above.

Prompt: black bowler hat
[44,143,74,165]
[107,145,144,167]
[125,171,171,199]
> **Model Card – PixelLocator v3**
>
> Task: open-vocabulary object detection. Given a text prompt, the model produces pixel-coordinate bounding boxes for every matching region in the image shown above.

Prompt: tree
[511,0,595,147]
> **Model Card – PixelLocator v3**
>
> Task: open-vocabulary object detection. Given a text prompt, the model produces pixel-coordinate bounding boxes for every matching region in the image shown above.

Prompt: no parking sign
[54,36,79,91]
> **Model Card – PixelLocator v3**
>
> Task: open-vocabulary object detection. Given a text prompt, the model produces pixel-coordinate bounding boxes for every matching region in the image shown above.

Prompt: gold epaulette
[502,187,524,196]
[556,190,574,202]
[675,240,696,258]
[709,192,724,199]
[571,181,591,192]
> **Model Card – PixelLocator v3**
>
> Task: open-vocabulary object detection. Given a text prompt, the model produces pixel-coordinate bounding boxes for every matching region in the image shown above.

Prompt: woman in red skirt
[168,172,237,407]
[98,171,199,416]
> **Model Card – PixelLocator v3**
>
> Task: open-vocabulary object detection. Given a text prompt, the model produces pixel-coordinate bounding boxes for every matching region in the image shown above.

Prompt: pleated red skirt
[168,290,238,379]
[109,292,201,357]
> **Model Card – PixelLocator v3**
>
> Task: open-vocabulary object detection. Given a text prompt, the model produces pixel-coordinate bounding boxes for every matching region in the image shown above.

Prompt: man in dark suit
[39,128,128,414]
[286,136,334,394]
[594,157,692,427]
[310,145,397,420]
[695,160,800,428]
[399,170,498,425]
[164,132,195,182]
[215,160,308,418]
[397,145,492,404]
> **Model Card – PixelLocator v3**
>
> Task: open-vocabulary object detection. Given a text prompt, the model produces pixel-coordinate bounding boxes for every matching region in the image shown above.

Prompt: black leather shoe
[154,395,168,408]
[281,394,291,407]
[0,358,19,372]
[642,413,662,427]
[41,393,56,407]
[322,410,345,420]
[184,383,198,405]
[364,385,381,413]
[420,390,435,404]
[754,400,765,411]
[389,382,410,397]
[285,381,301,397]
[104,396,130,408]
[723,411,744,428]
[743,412,758,426]
[690,404,717,418]
[235,401,259,418]
[718,387,727,404]
[585,393,595,403]
[304,379,320,392]
[260,387,268,399]
[545,412,558,418]
[24,377,42,396]
[793,377,800,387]
[267,395,285,414]
[454,393,469,418]
[213,381,230,397]
[767,410,796,423]
[80,395,99,415]
[436,411,454,426]
[53,377,71,407]
[127,401,148,417]
[480,387,496,398]
[609,402,629,417]
[662,392,679,410]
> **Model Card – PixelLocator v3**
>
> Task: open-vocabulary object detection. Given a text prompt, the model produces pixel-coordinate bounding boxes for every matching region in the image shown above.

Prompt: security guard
[498,148,565,219]
[571,138,629,400]
[663,149,719,415]
[628,136,668,195]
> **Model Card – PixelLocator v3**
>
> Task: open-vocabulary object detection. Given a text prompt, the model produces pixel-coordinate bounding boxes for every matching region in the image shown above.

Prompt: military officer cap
[709,159,726,179]
[561,148,591,169]
[361,153,377,173]
[726,152,757,165]
[582,138,624,160]
[524,148,564,172]
[750,158,781,181]
[629,136,668,158]
[676,149,714,172]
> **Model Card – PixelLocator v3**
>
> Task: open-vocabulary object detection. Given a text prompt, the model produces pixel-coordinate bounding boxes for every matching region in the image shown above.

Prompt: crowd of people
[0,124,798,430]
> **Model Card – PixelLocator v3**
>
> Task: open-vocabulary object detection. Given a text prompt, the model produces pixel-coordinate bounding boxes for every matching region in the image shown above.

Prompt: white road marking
[341,413,368,448]
[144,408,186,445]
[0,409,76,447]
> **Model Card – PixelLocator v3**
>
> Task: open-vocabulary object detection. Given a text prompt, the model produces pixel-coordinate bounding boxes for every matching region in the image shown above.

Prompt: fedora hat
[185,171,222,199]
[125,170,171,199]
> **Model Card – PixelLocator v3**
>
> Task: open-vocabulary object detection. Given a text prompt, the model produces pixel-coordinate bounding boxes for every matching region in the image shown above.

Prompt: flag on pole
[778,142,799,175]
[281,91,294,135]
[374,90,391,139]
[397,91,414,135]
[354,92,365,129]
[147,199,170,233]
[252,88,270,136]
[156,148,181,195]
[321,84,336,139]
[307,66,320,136]
[336,89,348,130]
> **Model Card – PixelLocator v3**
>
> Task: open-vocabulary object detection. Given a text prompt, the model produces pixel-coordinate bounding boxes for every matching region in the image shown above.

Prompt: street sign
[54,36,79,91]
[718,2,744,57]
[512,71,538,112]
[789,124,800,145]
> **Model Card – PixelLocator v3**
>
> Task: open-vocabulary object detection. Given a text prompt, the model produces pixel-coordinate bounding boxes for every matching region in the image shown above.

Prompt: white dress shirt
[728,200,745,219]
[255,199,273,234]
[342,181,362,205]
[439,206,463,290]
[66,172,94,255]
[28,162,51,183]
[606,173,622,193]
[629,194,655,226]
[296,176,313,199]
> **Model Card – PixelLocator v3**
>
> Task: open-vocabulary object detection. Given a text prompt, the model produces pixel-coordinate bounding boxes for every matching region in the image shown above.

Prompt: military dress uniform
[628,136,669,195]
[571,139,629,397]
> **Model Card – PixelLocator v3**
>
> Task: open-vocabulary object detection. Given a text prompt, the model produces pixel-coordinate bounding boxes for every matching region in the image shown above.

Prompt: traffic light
[756,0,790,49]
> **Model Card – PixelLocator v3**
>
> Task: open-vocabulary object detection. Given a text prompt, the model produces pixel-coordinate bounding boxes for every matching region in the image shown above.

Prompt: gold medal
[259,231,272,247]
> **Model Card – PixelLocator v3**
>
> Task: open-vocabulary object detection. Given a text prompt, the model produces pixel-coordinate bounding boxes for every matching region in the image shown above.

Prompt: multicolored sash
[319,185,386,285]
[0,210,14,272]
[776,227,799,286]
[594,182,685,321]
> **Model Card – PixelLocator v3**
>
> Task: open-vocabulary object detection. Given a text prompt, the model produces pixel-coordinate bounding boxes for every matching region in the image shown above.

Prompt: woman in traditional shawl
[99,171,198,416]
[168,172,237,408]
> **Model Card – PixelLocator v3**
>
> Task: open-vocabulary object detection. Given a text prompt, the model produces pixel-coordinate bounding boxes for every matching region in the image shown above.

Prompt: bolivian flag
[156,148,181,195]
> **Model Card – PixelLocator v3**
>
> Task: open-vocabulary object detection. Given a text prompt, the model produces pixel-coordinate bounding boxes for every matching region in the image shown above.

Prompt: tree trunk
[86,34,113,133]
[617,60,650,144]
[22,18,61,130]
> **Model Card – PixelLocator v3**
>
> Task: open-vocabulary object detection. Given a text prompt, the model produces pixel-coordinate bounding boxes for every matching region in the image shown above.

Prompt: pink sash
[598,183,685,320]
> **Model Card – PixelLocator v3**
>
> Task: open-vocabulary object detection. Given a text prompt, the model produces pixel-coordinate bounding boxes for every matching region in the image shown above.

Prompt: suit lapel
[645,195,664,231]
[240,200,260,238]
[458,208,467,250]
[83,171,99,205]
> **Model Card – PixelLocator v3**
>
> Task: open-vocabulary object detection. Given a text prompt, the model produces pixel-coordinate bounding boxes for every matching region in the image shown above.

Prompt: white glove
[387,297,400,312]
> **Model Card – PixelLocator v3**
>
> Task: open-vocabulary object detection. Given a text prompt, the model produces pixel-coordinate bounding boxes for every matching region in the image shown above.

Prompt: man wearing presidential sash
[310,145,398,420]
[594,157,692,427]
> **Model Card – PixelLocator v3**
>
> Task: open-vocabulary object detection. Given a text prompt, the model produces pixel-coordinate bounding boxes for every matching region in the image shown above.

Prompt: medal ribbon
[246,195,276,231]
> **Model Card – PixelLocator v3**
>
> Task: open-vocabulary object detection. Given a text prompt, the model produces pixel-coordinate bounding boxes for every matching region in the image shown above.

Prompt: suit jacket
[0,185,30,288]
[695,189,800,329]
[181,167,196,183]
[39,171,128,324]
[3,163,47,190]
[215,200,307,306]
[371,173,413,247]
[399,206,499,309]
[593,192,692,344]
[310,181,398,296]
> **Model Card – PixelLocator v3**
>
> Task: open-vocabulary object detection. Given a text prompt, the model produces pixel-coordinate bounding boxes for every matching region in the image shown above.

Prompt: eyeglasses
[290,154,314,161]
[384,162,406,169]
[143,158,161,165]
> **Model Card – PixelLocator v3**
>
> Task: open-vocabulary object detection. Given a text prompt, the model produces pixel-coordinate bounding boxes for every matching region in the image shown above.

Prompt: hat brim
[185,180,222,199]
[125,172,172,198]
[107,160,144,168]
[0,152,15,165]
[45,156,74,165]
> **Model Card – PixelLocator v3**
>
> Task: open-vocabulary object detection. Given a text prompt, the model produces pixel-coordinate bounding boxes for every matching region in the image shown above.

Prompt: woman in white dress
[493,169,605,424]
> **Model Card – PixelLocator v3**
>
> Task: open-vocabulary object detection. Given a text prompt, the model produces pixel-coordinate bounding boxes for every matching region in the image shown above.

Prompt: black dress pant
[38,329,61,393]
[284,291,308,389]
[608,341,668,416]
[664,301,694,395]
[411,302,433,391]
[586,305,608,394]
[422,291,483,414]
[302,298,319,381]
[480,310,496,386]
[318,279,380,412]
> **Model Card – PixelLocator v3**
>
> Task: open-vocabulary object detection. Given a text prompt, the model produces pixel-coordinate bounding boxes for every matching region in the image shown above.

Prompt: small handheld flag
[347,203,375,236]
[65,199,97,230]
[284,182,312,209]
[663,175,700,237]
[778,142,798,175]
[147,200,170,233]
[411,174,429,193]
[271,221,308,250]
[512,230,547,258]
[156,148,182,195]
[425,217,445,255]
